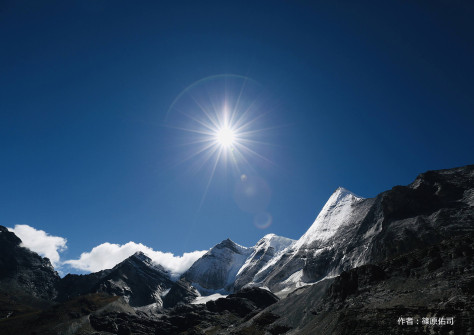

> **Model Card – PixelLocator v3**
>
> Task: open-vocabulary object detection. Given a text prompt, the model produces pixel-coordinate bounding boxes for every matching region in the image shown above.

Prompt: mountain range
[1,164,473,334]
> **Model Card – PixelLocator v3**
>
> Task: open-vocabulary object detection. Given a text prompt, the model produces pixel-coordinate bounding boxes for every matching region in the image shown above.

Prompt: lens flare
[165,74,279,209]
[254,212,273,229]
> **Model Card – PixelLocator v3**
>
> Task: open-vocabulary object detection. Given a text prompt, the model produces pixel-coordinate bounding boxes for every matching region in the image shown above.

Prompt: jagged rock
[96,252,173,307]
[162,279,199,308]
[90,311,160,334]
[57,251,174,308]
[206,296,257,317]
[56,269,111,302]
[183,238,252,292]
[90,304,214,335]
[227,287,279,309]
[0,225,59,300]
[326,264,386,301]
[205,287,279,318]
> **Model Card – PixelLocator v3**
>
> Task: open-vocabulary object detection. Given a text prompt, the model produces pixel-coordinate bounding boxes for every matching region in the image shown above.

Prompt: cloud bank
[7,224,206,278]
[64,242,207,277]
[8,224,67,267]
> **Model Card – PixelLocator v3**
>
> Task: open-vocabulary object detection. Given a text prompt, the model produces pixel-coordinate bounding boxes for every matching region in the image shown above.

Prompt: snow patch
[363,218,382,239]
[278,270,312,295]
[191,293,227,305]
[161,288,171,297]
[282,269,303,285]
[254,251,285,279]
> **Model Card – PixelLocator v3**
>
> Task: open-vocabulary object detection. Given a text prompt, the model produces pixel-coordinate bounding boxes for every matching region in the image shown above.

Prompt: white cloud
[64,242,207,278]
[8,224,67,267]
[7,224,206,278]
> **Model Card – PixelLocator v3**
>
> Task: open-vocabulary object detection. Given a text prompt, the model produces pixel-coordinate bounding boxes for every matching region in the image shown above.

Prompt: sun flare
[165,75,276,208]
[215,126,236,148]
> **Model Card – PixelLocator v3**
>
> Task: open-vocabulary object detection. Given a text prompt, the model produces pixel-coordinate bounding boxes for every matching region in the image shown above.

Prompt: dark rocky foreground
[0,287,280,335]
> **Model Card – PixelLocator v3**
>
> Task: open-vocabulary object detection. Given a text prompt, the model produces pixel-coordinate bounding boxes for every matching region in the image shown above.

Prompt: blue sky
[1,1,473,273]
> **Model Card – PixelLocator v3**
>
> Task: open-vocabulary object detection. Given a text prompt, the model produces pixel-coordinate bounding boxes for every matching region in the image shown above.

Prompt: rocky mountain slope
[232,232,474,335]
[183,234,295,294]
[57,251,197,309]
[0,226,59,301]
[234,234,294,291]
[183,238,253,293]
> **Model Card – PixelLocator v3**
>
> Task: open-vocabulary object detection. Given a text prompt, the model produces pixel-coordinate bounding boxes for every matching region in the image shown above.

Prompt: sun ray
[234,142,276,166]
[198,147,223,211]
[180,110,218,133]
[163,124,215,136]
[190,95,221,130]
[165,74,278,209]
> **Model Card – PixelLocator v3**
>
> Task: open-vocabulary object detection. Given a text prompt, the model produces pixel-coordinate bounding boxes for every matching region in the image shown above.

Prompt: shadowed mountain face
[57,252,181,308]
[0,164,473,334]
[55,268,112,302]
[366,166,474,261]
[0,226,59,301]
[94,252,173,307]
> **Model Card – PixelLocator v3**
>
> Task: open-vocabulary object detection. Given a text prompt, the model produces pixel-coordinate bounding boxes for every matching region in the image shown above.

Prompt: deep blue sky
[1,1,473,266]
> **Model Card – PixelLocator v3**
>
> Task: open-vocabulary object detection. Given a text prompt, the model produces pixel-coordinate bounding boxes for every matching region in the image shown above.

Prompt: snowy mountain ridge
[243,186,375,294]
[130,251,170,274]
[182,187,363,296]
[103,174,473,300]
[237,233,294,277]
[293,187,364,250]
[233,234,295,291]
[182,238,253,294]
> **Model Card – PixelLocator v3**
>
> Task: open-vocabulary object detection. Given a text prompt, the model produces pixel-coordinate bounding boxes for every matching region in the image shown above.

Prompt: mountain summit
[294,186,365,250]
[58,250,174,308]
[234,234,295,291]
[183,238,252,293]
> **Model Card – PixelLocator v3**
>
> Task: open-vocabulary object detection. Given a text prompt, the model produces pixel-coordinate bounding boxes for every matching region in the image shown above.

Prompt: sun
[165,74,278,209]
[214,125,236,148]
[165,74,277,208]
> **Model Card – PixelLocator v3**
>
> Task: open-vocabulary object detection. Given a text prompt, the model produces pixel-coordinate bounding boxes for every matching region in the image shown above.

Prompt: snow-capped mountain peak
[233,234,295,290]
[294,187,365,249]
[127,251,169,274]
[183,238,252,294]
[131,251,151,263]
[214,238,248,254]
[332,187,362,202]
[255,234,295,254]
